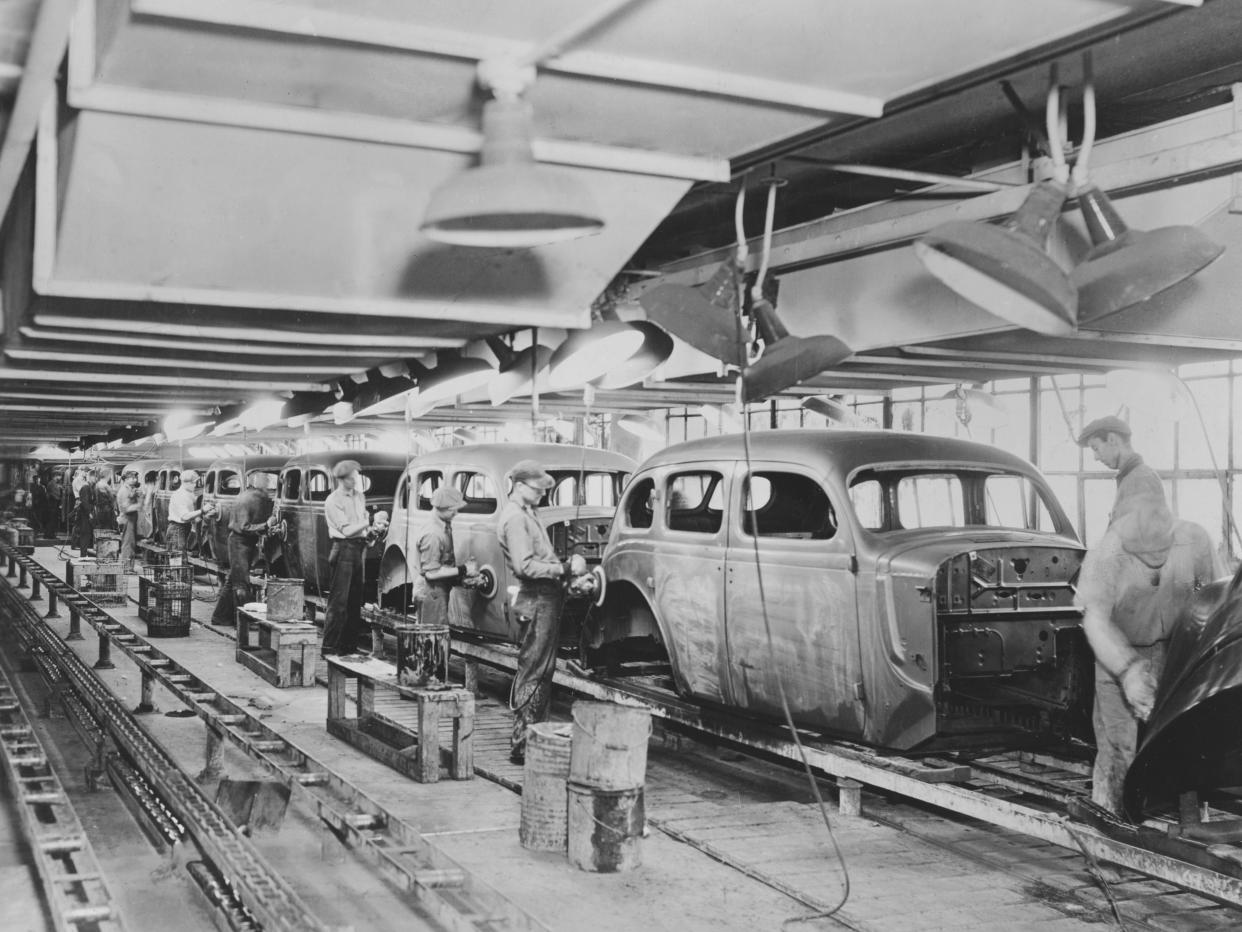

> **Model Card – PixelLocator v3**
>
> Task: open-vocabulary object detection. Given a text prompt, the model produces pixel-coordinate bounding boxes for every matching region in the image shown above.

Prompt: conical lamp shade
[742,334,853,403]
[1072,185,1225,325]
[801,396,856,425]
[421,97,603,248]
[547,321,647,390]
[593,322,674,390]
[914,180,1077,335]
[639,260,745,365]
[488,342,554,406]
[410,355,496,406]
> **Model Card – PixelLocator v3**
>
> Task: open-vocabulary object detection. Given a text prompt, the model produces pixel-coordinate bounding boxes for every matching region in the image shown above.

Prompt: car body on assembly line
[270,451,407,595]
[196,455,288,569]
[585,430,1091,752]
[151,457,214,545]
[379,443,635,642]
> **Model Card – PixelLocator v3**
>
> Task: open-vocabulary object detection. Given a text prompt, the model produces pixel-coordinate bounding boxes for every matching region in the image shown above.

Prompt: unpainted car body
[378,443,635,640]
[196,455,288,568]
[586,430,1091,751]
[271,451,406,594]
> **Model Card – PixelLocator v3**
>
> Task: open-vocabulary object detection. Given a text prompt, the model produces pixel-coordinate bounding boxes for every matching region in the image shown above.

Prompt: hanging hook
[1071,51,1097,191]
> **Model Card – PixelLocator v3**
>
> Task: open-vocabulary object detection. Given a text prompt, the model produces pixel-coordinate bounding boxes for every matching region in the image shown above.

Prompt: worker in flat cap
[497,459,587,764]
[1075,414,1222,816]
[115,468,141,572]
[166,469,212,554]
[322,460,387,657]
[210,472,279,627]
[410,486,472,631]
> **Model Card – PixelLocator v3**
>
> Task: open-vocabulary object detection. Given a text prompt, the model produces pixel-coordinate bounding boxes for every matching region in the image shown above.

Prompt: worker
[210,472,278,627]
[166,469,210,553]
[321,460,387,657]
[92,470,117,541]
[497,459,587,764]
[413,486,470,629]
[115,468,141,571]
[73,468,96,556]
[1075,415,1221,816]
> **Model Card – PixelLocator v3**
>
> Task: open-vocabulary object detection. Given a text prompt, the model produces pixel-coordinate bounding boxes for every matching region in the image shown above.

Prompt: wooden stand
[325,655,473,783]
[235,607,320,688]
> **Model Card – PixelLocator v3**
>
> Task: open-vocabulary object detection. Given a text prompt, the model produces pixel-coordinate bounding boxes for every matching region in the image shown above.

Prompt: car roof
[636,429,1044,481]
[204,455,289,472]
[403,443,636,476]
[280,450,410,470]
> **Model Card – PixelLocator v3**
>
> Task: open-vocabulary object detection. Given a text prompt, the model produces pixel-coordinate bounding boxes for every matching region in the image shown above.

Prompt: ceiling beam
[4,347,359,376]
[0,369,326,390]
[129,0,884,118]
[17,327,421,359]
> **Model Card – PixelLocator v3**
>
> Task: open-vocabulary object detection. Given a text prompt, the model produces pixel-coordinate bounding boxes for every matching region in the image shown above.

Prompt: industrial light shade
[943,386,1008,429]
[639,260,745,366]
[1072,185,1225,325]
[284,391,337,428]
[421,97,604,248]
[486,337,555,406]
[546,321,647,390]
[409,354,496,407]
[741,299,852,404]
[800,396,856,425]
[349,377,418,421]
[616,415,665,443]
[592,321,674,390]
[914,180,1077,336]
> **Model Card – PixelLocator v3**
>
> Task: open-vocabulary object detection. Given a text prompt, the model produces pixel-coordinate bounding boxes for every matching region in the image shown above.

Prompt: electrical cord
[733,182,851,925]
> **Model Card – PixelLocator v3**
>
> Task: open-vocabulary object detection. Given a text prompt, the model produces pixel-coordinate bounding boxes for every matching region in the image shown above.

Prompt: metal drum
[397,623,450,688]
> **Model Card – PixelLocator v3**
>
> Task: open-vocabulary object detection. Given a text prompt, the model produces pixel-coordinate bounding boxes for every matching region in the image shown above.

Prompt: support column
[134,671,158,715]
[197,725,225,784]
[6,553,15,577]
[838,778,863,817]
[17,563,28,589]
[30,574,40,599]
[66,602,83,639]
[45,587,59,618]
[93,629,115,670]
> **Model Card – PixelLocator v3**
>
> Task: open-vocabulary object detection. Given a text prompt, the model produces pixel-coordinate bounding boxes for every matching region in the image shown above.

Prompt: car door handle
[645,576,655,589]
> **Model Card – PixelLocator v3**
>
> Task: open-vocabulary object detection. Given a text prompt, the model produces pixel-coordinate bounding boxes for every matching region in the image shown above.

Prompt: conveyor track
[0,660,125,931]
[0,542,545,932]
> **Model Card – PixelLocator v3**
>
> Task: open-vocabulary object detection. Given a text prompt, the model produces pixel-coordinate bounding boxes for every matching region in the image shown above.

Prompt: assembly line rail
[0,542,545,932]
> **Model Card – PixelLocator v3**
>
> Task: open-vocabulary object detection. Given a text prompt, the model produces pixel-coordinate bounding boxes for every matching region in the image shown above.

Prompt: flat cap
[430,486,464,509]
[332,459,361,479]
[1077,415,1131,446]
[179,469,200,482]
[509,459,554,490]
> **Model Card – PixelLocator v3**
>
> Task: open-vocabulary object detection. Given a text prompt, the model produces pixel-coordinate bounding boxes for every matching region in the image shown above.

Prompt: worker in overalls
[413,486,469,628]
[497,459,586,764]
[1076,415,1221,816]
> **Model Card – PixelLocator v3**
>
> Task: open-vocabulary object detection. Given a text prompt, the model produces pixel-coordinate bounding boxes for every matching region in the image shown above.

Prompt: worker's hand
[568,554,588,577]
[266,515,279,528]
[1121,659,1159,721]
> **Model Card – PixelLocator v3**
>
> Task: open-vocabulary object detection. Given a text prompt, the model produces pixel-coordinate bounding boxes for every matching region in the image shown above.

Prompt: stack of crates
[141,563,193,637]
[78,561,127,606]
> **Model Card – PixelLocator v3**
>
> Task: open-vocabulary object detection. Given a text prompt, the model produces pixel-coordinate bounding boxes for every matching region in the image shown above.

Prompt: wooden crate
[325,655,473,783]
[236,607,320,688]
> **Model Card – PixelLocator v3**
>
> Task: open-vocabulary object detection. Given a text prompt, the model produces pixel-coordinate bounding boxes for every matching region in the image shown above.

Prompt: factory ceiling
[2,0,1242,451]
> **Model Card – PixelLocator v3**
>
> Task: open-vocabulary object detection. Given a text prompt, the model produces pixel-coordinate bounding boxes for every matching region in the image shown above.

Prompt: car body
[379,443,635,641]
[585,429,1090,751]
[270,451,407,594]
[196,455,288,567]
[151,457,214,544]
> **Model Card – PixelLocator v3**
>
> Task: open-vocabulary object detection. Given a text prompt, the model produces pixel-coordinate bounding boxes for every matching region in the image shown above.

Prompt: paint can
[566,782,644,872]
[94,530,121,563]
[397,623,450,687]
[264,578,304,622]
[569,699,652,791]
[519,722,573,851]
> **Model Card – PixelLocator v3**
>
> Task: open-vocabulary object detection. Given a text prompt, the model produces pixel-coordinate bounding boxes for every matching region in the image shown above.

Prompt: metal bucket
[520,722,573,851]
[397,623,450,688]
[569,699,652,791]
[566,782,644,873]
[264,578,304,622]
[94,531,121,563]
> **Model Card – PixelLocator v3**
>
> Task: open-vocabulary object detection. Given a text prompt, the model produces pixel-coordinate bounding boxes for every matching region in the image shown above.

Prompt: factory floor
[0,545,1150,931]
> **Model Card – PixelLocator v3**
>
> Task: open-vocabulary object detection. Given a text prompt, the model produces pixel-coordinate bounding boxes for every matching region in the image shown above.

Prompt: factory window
[456,471,497,514]
[623,477,655,529]
[742,472,837,540]
[218,470,242,495]
[413,471,442,510]
[280,469,301,501]
[666,471,723,534]
[306,470,332,502]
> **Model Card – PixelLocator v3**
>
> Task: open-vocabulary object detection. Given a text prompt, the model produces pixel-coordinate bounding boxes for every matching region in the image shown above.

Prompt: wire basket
[146,588,192,637]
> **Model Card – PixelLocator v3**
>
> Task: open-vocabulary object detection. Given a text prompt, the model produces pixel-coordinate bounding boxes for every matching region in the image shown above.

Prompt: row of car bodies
[128,431,1093,753]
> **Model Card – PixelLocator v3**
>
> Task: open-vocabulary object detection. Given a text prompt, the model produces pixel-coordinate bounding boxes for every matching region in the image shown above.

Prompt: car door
[723,463,864,735]
[654,465,730,703]
[303,466,334,592]
[276,466,304,580]
[451,467,508,638]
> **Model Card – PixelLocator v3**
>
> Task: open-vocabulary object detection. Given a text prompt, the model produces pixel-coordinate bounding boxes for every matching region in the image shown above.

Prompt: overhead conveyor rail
[0,662,126,932]
[0,541,545,932]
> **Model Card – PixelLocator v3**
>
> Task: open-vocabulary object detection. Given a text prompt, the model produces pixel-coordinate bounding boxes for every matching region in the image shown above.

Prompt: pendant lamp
[421,69,603,248]
[914,179,1076,336]
[1072,186,1224,324]
[639,260,746,366]
[592,322,674,390]
[800,396,858,426]
[407,354,496,408]
[741,298,852,403]
[486,335,554,406]
[546,321,647,390]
